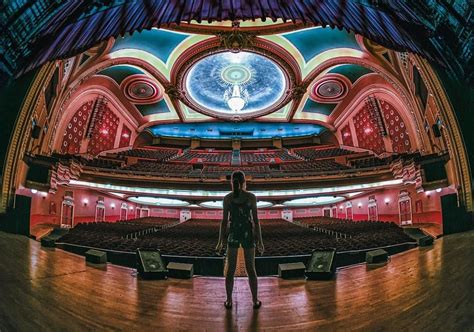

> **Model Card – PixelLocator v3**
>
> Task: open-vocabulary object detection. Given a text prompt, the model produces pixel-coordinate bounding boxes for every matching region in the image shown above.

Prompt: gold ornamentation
[218,30,255,53]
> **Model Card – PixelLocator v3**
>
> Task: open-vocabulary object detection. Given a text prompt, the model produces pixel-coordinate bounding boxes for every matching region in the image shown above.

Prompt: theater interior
[0,1,473,330]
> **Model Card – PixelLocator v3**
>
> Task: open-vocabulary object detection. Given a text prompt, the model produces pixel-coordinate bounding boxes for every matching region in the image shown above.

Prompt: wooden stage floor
[0,231,473,331]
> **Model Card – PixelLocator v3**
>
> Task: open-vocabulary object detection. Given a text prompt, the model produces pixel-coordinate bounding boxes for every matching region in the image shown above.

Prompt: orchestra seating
[58,218,415,257]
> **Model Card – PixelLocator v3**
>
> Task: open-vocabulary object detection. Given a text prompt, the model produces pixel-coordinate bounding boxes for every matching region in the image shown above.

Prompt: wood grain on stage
[0,231,473,331]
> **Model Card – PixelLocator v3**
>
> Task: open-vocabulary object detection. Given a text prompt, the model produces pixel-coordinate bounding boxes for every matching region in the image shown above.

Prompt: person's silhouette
[216,170,264,309]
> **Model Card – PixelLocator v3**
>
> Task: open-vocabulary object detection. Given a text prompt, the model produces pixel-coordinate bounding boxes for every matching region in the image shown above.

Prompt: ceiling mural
[185,51,287,118]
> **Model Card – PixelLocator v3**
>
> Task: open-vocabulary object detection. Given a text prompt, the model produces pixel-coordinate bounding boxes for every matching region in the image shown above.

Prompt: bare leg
[243,247,259,303]
[225,247,238,303]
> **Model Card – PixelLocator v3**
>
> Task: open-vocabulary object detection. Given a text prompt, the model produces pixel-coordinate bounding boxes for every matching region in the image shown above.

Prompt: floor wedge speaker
[418,235,434,247]
[366,249,388,264]
[85,249,107,264]
[137,249,168,279]
[305,249,336,280]
[278,262,305,279]
[167,262,194,279]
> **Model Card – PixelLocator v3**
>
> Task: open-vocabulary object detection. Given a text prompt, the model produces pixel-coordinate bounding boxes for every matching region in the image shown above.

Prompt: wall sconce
[425,191,431,199]
[384,198,390,205]
[31,189,38,194]
[129,206,134,210]
[83,199,89,207]
[357,203,363,208]
[111,203,116,210]
[41,192,48,199]
[339,205,343,210]
[436,188,442,193]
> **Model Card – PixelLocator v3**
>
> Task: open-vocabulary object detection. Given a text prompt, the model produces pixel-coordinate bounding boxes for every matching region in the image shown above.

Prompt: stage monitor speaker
[137,249,168,279]
[417,236,434,247]
[85,249,107,264]
[41,236,56,247]
[366,249,388,264]
[432,124,442,138]
[40,228,68,247]
[31,124,42,139]
[278,262,306,279]
[167,262,194,279]
[305,249,336,280]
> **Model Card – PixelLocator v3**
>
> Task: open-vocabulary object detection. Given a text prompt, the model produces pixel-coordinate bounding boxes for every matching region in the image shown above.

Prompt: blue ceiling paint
[136,99,170,116]
[281,27,361,62]
[149,122,326,139]
[97,65,144,84]
[112,29,189,63]
[302,99,336,115]
[328,64,373,83]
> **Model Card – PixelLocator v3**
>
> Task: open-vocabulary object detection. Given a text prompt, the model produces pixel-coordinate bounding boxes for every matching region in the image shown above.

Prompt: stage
[0,231,472,331]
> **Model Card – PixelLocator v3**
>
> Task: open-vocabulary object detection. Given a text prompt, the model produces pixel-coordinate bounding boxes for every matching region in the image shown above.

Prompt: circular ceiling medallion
[122,75,163,104]
[221,65,252,84]
[310,74,350,103]
[183,51,289,120]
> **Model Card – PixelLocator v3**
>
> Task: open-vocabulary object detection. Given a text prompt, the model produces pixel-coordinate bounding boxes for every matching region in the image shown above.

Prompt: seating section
[116,148,179,161]
[294,147,354,160]
[81,158,123,169]
[122,161,192,175]
[173,150,232,163]
[350,157,390,168]
[59,217,415,257]
[51,144,397,178]
[279,160,351,174]
[295,217,414,250]
[241,150,301,163]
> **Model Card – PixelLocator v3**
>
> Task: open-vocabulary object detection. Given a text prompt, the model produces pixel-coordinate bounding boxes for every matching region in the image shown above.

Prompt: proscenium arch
[411,55,473,210]
[0,63,56,212]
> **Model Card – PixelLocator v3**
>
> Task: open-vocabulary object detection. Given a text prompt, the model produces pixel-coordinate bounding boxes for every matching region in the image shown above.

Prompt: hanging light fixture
[226,84,246,112]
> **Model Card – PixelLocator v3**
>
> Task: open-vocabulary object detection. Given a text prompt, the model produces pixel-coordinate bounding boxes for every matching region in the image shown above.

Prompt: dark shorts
[227,232,255,249]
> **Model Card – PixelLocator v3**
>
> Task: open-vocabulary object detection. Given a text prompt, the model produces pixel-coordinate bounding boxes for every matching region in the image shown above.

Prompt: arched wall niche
[334,87,419,154]
[301,54,427,151]
[52,87,139,155]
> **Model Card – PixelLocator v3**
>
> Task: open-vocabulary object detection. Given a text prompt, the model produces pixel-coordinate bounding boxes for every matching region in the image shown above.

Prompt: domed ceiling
[70,22,401,139]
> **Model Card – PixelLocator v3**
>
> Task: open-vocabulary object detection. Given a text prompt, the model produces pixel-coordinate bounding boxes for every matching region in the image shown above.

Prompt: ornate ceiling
[65,22,405,139]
